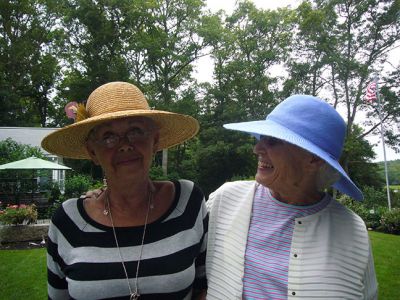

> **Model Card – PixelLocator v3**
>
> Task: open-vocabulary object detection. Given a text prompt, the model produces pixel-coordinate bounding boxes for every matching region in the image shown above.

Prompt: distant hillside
[377,159,400,185]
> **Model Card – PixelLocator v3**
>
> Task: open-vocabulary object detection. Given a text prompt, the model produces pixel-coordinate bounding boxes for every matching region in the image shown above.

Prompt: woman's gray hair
[316,162,341,192]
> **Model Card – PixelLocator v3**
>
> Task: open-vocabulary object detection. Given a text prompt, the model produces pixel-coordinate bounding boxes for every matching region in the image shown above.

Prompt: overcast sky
[197,0,399,163]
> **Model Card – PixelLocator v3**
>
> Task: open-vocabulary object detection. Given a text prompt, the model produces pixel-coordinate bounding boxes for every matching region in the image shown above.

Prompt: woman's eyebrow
[127,119,146,126]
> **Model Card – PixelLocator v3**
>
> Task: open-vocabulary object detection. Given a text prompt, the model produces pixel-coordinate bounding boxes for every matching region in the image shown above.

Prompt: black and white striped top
[47,180,208,300]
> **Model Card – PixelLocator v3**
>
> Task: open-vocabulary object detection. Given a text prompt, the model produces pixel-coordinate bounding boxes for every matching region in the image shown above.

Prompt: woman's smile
[114,155,141,167]
[258,160,274,170]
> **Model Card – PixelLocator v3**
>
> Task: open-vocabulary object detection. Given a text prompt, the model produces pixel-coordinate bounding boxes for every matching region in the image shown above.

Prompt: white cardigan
[206,181,378,299]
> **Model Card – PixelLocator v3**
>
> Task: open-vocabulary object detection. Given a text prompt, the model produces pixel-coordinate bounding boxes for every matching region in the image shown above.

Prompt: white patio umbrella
[0,156,71,203]
[0,156,71,170]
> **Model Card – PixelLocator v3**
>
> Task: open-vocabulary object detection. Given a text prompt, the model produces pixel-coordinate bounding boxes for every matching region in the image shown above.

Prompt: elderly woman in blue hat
[205,95,378,299]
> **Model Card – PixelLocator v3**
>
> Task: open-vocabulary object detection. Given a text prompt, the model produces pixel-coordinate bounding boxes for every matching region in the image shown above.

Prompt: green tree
[378,160,400,185]
[197,1,295,194]
[133,0,211,177]
[0,138,44,164]
[282,1,335,96]
[139,0,208,106]
[343,125,384,188]
[45,0,147,126]
[285,0,400,176]
[0,0,61,126]
[204,1,294,123]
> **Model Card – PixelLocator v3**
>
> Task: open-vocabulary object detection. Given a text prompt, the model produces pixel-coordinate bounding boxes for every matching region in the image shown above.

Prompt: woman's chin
[112,161,143,176]
[255,177,268,187]
[255,170,275,185]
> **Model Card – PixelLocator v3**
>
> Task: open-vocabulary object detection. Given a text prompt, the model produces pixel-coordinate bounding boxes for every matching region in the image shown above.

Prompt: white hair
[316,162,341,192]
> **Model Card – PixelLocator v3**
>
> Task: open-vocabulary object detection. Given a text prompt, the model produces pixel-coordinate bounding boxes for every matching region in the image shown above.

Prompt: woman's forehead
[97,117,153,129]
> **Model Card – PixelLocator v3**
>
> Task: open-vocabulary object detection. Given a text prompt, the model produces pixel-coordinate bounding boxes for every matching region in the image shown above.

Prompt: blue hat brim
[224,119,363,201]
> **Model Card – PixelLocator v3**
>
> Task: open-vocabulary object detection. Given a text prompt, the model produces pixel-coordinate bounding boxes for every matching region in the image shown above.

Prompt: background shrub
[64,174,93,198]
[380,208,400,234]
[362,186,389,209]
[47,182,62,203]
[366,206,387,230]
[46,199,64,219]
[338,195,389,230]
[46,175,103,219]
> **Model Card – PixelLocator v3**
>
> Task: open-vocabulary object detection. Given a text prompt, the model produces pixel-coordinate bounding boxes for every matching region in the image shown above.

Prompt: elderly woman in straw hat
[42,82,207,300]
[205,95,377,299]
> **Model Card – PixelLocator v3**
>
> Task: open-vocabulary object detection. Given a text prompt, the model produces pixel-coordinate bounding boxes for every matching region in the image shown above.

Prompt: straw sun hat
[223,94,363,200]
[41,81,199,159]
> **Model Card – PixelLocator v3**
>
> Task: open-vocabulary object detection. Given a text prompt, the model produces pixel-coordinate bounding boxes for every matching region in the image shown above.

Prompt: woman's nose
[117,140,134,152]
[253,140,265,154]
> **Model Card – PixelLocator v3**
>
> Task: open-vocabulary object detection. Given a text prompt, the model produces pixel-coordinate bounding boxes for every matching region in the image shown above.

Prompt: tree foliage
[0,138,44,165]
[195,1,296,193]
[285,0,400,172]
[0,0,399,195]
[0,0,61,126]
[377,159,400,185]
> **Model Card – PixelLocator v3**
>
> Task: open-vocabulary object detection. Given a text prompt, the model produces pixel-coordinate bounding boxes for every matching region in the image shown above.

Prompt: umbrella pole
[16,173,20,206]
[32,169,35,202]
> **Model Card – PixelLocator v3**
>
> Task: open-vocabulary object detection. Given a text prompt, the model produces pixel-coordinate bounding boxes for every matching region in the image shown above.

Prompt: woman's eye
[260,136,282,146]
[129,128,146,136]
[103,135,117,143]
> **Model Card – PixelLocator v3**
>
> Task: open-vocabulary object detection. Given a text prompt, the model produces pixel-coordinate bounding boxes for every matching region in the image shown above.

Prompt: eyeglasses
[92,128,153,149]
[259,135,284,146]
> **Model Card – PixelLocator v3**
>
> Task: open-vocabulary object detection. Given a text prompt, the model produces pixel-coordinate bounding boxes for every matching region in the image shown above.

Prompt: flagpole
[374,75,392,210]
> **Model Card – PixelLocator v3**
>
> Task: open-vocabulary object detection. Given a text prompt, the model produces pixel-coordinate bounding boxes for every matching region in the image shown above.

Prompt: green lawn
[0,232,399,299]
[369,231,400,300]
[0,248,47,299]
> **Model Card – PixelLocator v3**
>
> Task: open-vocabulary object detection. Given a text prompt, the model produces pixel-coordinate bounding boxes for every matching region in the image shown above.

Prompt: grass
[0,232,399,299]
[0,248,47,299]
[369,231,400,300]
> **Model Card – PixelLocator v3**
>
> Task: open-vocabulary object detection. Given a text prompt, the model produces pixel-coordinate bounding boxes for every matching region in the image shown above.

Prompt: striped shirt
[47,179,208,300]
[243,184,330,299]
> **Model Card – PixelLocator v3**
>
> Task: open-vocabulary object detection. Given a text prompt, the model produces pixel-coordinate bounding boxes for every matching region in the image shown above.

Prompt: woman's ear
[86,142,100,165]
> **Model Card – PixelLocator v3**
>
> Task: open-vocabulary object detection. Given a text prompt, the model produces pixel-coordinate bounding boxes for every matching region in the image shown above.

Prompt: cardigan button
[298,221,302,224]
[294,253,298,258]
[292,291,296,296]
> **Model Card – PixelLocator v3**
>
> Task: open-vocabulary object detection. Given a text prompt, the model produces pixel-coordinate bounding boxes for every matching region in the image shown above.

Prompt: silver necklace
[105,188,153,300]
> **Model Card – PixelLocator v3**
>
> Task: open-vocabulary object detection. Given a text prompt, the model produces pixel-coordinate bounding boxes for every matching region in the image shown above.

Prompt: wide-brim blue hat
[223,94,363,200]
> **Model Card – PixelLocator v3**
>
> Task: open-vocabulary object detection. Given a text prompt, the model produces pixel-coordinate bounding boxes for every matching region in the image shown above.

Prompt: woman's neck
[106,177,153,210]
[270,188,324,206]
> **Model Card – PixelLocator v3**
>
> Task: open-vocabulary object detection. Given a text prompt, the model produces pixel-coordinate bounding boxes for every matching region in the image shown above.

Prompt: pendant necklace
[105,186,153,300]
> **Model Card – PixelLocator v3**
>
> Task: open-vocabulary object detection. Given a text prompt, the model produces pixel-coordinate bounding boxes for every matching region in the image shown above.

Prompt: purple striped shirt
[243,184,330,299]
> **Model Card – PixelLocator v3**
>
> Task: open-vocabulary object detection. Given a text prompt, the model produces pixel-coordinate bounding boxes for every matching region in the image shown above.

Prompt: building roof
[0,127,58,154]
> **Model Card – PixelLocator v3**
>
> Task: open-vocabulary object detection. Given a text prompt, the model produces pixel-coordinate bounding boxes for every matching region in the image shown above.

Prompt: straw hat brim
[41,110,199,159]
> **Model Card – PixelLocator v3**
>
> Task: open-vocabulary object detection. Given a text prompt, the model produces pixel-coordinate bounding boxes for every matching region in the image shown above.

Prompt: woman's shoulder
[177,179,203,193]
[61,197,82,212]
[212,180,256,195]
[327,198,368,231]
[157,180,205,222]
[51,197,81,223]
[153,179,204,202]
[62,197,80,206]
